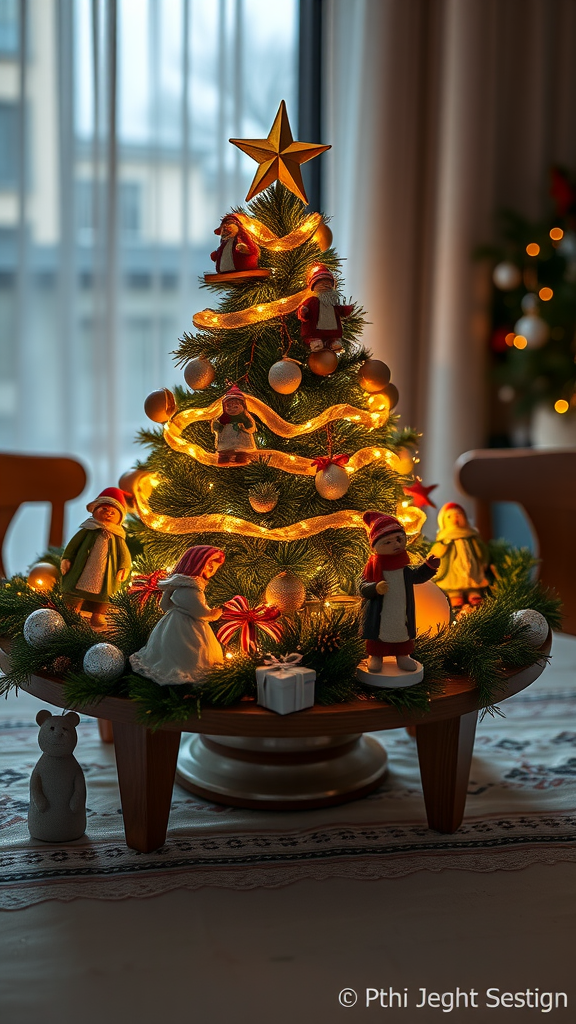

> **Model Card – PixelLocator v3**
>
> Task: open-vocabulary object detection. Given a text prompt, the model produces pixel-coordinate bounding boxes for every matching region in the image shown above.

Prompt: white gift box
[255,661,316,715]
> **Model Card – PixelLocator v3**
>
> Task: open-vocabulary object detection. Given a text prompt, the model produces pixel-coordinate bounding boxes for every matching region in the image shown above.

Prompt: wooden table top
[0,635,551,738]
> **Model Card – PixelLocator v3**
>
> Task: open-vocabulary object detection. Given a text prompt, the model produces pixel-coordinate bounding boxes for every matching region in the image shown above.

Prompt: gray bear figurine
[28,710,87,843]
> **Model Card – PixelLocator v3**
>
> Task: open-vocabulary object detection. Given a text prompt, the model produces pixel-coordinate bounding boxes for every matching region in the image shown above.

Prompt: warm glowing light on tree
[538,287,553,301]
[526,243,540,256]
[549,227,564,241]
[513,335,528,349]
[554,399,569,414]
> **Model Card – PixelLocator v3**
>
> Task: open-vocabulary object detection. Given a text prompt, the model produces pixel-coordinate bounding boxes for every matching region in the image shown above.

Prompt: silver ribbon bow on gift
[261,652,303,673]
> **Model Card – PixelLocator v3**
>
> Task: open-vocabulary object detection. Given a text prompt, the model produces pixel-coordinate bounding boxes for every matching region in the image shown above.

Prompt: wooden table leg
[97,719,114,743]
[415,710,478,833]
[112,721,181,852]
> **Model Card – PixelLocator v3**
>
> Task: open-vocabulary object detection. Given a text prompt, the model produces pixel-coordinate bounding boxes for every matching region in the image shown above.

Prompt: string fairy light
[132,473,427,540]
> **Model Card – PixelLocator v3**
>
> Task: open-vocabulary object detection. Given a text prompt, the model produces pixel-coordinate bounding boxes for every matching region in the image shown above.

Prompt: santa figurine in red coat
[210,214,260,275]
[297,265,354,353]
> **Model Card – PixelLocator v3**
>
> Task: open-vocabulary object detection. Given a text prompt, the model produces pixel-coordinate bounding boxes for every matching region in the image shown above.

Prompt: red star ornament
[403,480,438,509]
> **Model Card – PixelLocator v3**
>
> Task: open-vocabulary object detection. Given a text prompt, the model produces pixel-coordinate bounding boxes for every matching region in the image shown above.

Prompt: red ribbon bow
[128,570,168,607]
[216,595,283,653]
[311,454,349,473]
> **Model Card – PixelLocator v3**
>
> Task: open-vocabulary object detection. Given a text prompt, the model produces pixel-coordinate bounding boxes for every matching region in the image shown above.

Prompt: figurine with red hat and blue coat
[297,265,354,353]
[211,385,258,465]
[357,511,440,684]
[60,488,132,628]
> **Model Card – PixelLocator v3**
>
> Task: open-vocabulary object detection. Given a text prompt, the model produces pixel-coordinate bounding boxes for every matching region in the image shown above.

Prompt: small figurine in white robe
[129,545,225,686]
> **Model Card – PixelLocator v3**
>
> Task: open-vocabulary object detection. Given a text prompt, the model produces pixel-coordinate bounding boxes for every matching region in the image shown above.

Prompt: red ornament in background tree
[403,480,438,509]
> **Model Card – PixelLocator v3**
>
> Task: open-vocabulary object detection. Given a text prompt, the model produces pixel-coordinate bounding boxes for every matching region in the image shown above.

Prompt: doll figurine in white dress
[129,545,225,686]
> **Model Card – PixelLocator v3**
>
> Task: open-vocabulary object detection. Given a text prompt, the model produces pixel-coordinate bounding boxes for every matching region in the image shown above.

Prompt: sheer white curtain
[1,0,298,572]
[324,0,576,523]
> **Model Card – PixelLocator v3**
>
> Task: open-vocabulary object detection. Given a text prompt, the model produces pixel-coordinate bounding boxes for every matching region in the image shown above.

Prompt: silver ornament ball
[268,358,302,395]
[83,643,125,682]
[493,261,522,291]
[514,314,550,349]
[184,356,215,390]
[520,292,539,314]
[511,609,549,646]
[315,464,350,500]
[23,608,66,647]
[265,572,306,613]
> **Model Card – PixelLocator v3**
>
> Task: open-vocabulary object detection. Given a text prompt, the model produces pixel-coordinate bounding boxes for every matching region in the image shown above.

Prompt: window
[76,180,143,242]
[0,0,18,55]
[0,103,18,186]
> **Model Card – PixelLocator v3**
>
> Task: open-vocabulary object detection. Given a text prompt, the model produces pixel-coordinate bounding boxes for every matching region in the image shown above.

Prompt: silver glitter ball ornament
[511,609,549,646]
[268,358,302,395]
[315,463,350,500]
[492,261,521,291]
[23,608,66,647]
[83,643,125,682]
[514,314,550,349]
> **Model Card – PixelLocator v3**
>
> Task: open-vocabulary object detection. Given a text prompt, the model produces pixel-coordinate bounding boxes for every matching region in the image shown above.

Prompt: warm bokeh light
[526,243,540,256]
[505,332,515,346]
[550,227,564,241]
[513,335,528,349]
[554,399,569,414]
[539,287,553,301]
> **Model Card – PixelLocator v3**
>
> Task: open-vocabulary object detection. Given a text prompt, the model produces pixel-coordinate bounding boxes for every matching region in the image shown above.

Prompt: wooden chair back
[0,453,87,578]
[456,448,576,634]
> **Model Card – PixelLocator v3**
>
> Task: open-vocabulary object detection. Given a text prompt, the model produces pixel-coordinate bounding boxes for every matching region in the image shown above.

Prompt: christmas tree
[0,103,562,724]
[129,102,426,614]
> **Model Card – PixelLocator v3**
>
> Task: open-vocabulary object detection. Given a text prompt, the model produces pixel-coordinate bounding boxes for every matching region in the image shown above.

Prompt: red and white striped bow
[128,569,168,607]
[217,595,283,654]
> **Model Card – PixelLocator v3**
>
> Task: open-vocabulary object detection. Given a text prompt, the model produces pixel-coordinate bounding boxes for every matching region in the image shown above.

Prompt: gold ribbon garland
[133,473,427,540]
[166,397,389,439]
[192,287,311,331]
[236,212,323,251]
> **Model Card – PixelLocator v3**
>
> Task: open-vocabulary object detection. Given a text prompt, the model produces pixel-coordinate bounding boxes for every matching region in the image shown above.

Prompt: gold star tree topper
[230,100,330,205]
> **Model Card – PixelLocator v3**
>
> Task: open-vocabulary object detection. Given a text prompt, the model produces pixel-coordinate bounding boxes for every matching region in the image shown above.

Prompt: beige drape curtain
[324,0,576,517]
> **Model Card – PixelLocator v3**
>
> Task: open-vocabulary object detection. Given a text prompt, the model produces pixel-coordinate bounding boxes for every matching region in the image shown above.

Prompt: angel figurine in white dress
[129,545,225,686]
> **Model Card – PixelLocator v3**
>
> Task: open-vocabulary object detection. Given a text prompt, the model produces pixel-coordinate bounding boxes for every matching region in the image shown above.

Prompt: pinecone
[248,482,280,514]
[53,655,72,676]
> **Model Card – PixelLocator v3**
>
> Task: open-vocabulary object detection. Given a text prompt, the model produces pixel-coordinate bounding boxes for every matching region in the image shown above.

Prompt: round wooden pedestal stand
[0,637,550,853]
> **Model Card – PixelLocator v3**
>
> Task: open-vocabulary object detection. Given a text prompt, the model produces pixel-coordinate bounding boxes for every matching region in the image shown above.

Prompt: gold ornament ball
[414,580,451,635]
[315,464,350,500]
[184,356,215,390]
[308,349,338,376]
[268,357,302,395]
[366,392,389,412]
[265,572,306,613]
[358,359,391,393]
[380,382,399,410]
[313,222,333,251]
[118,468,145,497]
[27,562,59,592]
[395,447,415,475]
[249,484,280,513]
[144,388,176,423]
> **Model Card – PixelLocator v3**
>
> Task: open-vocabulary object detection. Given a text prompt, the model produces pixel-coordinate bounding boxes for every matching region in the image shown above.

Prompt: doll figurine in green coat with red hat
[60,487,132,628]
